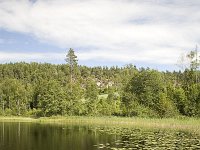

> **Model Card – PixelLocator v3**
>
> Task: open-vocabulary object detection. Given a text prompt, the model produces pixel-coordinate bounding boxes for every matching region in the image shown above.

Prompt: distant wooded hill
[0,61,199,118]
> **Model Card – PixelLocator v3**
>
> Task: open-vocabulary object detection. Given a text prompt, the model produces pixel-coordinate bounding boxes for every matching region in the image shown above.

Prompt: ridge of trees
[0,48,199,117]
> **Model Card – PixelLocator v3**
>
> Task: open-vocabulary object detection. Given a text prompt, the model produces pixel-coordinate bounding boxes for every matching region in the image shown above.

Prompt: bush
[25,108,43,117]
[4,108,12,116]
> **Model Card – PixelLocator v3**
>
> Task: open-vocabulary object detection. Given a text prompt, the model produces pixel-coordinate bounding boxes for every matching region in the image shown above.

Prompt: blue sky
[0,0,200,71]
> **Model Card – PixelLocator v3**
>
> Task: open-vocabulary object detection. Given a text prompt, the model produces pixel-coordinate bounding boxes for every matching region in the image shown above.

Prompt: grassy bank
[0,116,200,133]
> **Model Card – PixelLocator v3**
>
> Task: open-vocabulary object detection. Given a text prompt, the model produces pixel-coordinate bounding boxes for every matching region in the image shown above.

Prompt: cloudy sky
[0,0,199,70]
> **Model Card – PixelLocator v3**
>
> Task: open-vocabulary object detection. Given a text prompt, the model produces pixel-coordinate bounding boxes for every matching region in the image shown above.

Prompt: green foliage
[65,48,78,88]
[65,48,78,68]
[98,98,112,116]
[0,56,199,118]
[37,80,65,116]
[0,78,29,115]
[187,49,200,71]
[64,82,84,115]
[168,86,187,115]
[122,70,178,118]
[85,79,99,115]
[4,108,13,116]
[185,84,200,117]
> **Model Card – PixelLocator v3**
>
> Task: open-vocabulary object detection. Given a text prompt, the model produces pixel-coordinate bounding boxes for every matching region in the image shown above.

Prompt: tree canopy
[0,49,199,118]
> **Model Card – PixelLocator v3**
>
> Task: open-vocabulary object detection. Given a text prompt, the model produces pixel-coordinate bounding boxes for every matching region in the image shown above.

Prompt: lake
[0,122,200,150]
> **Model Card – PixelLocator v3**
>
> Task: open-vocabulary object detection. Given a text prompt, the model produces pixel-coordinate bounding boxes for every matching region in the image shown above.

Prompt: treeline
[0,50,199,118]
[0,62,133,117]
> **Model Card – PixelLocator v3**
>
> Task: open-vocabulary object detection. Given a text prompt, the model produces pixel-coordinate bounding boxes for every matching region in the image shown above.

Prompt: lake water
[0,122,200,150]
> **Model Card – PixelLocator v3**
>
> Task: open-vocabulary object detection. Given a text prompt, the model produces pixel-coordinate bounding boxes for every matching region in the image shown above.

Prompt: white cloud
[0,52,64,63]
[0,0,199,66]
[77,47,180,65]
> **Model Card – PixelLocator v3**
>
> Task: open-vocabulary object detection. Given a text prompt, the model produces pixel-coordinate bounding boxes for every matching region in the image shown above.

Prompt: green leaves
[0,79,29,115]
[122,70,178,118]
[0,55,200,118]
[37,80,66,116]
[84,79,99,115]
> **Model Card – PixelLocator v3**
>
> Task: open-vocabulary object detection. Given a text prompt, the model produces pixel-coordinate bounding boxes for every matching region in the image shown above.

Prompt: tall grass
[0,116,199,133]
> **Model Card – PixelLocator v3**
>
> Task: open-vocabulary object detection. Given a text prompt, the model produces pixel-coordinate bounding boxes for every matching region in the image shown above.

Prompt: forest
[0,48,199,118]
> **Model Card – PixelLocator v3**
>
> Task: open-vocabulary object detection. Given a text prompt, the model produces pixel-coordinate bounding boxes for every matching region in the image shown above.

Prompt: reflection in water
[18,122,20,142]
[2,122,4,144]
[0,122,200,150]
[0,122,117,150]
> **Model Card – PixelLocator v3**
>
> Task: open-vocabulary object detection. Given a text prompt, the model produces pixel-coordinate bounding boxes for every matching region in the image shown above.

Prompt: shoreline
[0,116,199,133]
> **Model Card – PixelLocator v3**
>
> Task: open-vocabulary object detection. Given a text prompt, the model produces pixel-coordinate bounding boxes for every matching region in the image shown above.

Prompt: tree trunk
[2,98,4,115]
[17,99,20,115]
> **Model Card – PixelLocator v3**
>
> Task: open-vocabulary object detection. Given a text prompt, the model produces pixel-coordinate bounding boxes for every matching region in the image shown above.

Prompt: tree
[170,87,187,115]
[65,48,78,92]
[186,84,200,117]
[85,79,99,115]
[122,70,177,117]
[0,88,4,115]
[187,45,199,83]
[187,48,199,70]
[176,53,188,71]
[0,79,29,115]
[0,60,200,118]
[64,82,84,116]
[37,80,66,116]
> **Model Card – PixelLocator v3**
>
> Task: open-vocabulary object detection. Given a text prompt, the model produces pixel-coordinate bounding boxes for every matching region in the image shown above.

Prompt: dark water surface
[0,122,200,150]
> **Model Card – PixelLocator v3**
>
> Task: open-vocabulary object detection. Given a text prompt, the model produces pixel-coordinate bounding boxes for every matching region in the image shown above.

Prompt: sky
[0,0,200,71]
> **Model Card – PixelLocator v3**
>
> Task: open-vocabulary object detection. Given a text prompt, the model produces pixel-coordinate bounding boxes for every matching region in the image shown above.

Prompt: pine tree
[65,48,78,92]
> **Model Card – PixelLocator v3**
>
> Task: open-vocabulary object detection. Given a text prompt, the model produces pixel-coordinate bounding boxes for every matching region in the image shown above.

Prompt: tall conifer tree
[65,48,78,91]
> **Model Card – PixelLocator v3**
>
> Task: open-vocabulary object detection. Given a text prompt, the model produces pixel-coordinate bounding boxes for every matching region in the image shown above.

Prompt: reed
[0,116,199,133]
